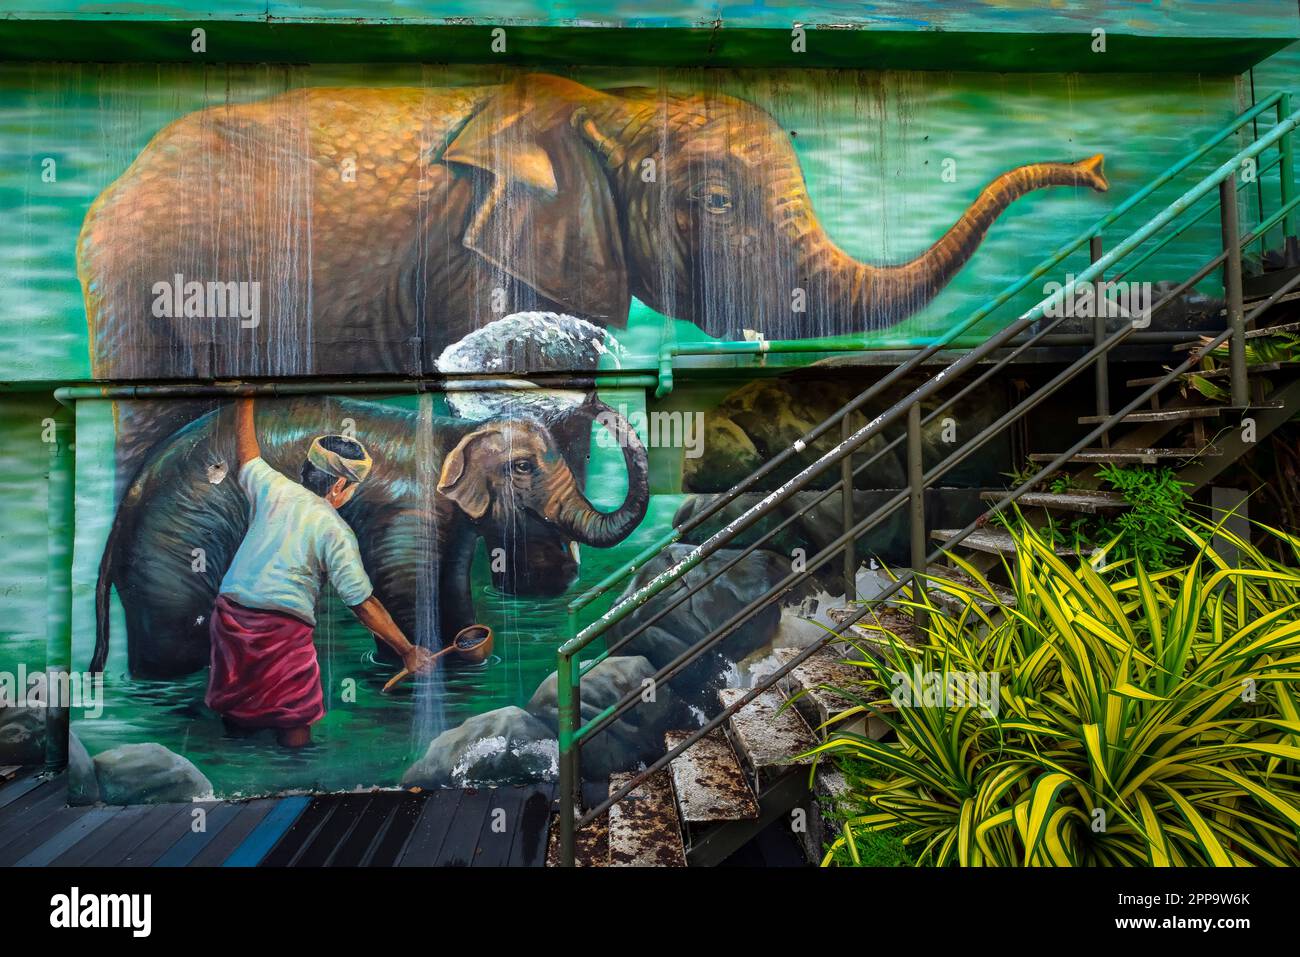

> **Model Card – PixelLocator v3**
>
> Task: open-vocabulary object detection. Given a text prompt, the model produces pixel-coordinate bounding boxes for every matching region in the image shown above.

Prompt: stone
[93,742,213,805]
[0,705,46,765]
[402,706,557,788]
[527,656,687,777]
[67,732,100,805]
[602,546,796,709]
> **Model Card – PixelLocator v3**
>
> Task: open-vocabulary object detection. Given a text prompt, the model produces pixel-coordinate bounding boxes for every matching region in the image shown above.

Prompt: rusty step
[772,647,889,740]
[1076,407,1221,424]
[1172,319,1300,352]
[545,810,609,868]
[1126,363,1283,388]
[719,687,817,783]
[1029,446,1221,465]
[930,527,1075,557]
[980,489,1128,514]
[606,769,686,867]
[664,729,759,824]
[925,564,1018,611]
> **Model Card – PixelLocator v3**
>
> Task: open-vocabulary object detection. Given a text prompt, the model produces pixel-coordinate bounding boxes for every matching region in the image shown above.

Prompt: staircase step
[606,769,686,867]
[664,729,759,824]
[826,605,917,645]
[1076,407,1221,424]
[925,565,1018,611]
[1172,319,1300,350]
[1029,446,1220,464]
[980,489,1128,514]
[719,687,817,774]
[773,647,886,737]
[545,810,609,867]
[1127,363,1283,387]
[930,527,1075,557]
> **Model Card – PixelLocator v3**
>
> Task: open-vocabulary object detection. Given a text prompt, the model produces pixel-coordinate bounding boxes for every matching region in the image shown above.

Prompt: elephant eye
[510,459,535,475]
[692,181,734,215]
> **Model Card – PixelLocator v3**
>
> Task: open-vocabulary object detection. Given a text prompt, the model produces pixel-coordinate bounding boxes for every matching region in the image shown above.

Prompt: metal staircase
[551,91,1300,866]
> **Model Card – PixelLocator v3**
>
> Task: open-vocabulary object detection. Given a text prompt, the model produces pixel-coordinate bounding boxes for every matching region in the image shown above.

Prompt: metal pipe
[52,375,658,405]
[556,650,579,867]
[907,401,927,634]
[1090,235,1110,447]
[44,402,74,772]
[1220,176,1249,408]
[1280,93,1297,263]
[841,414,856,601]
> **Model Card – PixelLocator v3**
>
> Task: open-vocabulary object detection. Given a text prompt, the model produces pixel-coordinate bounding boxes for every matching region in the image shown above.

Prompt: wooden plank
[223,796,312,867]
[430,789,495,866]
[395,789,463,867]
[261,797,336,867]
[0,806,96,866]
[47,805,153,866]
[507,784,556,868]
[294,795,370,867]
[0,771,46,811]
[0,780,70,861]
[360,792,424,867]
[189,800,278,866]
[470,787,530,868]
[14,806,123,867]
[104,804,195,867]
[330,792,408,867]
[152,802,244,867]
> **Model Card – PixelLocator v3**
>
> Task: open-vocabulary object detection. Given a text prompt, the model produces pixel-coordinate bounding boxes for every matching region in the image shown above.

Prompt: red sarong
[206,595,325,729]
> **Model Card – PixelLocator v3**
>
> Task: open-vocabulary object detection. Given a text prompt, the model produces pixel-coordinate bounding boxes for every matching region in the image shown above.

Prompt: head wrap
[307,435,373,485]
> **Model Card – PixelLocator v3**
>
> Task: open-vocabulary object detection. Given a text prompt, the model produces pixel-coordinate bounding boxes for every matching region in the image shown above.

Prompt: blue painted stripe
[152,803,241,867]
[222,796,311,867]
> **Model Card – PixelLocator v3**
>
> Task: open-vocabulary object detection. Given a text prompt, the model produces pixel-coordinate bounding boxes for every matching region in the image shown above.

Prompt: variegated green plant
[810,519,1300,867]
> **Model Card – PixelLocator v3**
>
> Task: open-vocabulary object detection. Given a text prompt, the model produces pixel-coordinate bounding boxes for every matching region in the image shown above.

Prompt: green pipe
[1280,94,1296,250]
[44,401,74,772]
[53,374,657,405]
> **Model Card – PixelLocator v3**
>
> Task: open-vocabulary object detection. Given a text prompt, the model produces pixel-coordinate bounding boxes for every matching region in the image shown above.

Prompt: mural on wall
[6,61,1252,799]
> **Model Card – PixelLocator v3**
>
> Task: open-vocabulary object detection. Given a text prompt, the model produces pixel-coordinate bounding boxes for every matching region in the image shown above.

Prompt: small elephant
[91,395,648,678]
[79,73,1107,461]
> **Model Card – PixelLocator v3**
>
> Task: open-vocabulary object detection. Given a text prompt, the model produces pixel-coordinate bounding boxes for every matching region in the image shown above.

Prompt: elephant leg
[437,509,481,652]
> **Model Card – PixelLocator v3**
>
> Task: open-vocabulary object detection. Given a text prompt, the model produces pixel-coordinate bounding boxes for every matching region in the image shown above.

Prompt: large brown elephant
[78,73,1106,449]
[91,395,649,678]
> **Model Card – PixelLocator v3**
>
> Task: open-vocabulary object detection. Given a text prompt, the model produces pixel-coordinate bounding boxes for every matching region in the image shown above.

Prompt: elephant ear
[442,75,631,326]
[437,428,497,521]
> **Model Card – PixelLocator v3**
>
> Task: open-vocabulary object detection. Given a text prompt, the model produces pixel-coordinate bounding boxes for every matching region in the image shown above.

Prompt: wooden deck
[0,769,555,867]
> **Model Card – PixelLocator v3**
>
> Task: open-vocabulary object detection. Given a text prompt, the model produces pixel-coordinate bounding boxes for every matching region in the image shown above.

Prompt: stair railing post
[841,414,856,601]
[1219,175,1250,408]
[1090,235,1111,446]
[1280,93,1298,264]
[907,401,927,632]
[556,649,581,867]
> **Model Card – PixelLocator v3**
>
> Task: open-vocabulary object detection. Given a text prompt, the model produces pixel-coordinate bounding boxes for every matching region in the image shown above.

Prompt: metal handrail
[556,101,1300,864]
[564,91,1293,624]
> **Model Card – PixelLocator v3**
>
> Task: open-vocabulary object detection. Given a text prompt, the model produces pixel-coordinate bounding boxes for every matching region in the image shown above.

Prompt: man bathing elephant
[91,394,649,679]
[206,397,438,748]
[78,73,1107,464]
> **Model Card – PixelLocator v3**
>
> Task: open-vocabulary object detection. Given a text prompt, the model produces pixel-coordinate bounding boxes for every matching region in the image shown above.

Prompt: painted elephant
[90,395,649,678]
[78,73,1107,458]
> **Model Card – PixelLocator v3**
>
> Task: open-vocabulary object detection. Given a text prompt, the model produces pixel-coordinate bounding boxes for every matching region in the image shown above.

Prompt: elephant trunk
[546,403,649,547]
[805,155,1109,326]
